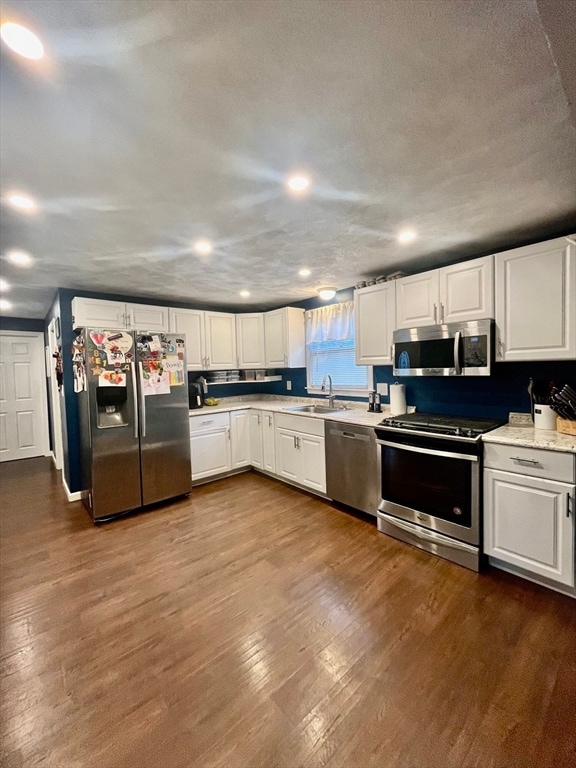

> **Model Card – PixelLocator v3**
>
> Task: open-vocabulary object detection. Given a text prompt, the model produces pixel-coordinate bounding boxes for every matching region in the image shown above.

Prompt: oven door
[376,431,480,545]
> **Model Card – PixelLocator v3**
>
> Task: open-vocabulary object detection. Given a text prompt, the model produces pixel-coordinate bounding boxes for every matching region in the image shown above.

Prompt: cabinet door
[205,312,237,370]
[264,309,288,367]
[71,298,126,330]
[299,434,326,493]
[168,309,206,369]
[262,412,276,474]
[355,282,396,365]
[395,270,440,329]
[230,410,250,469]
[127,303,169,331]
[249,410,264,469]
[190,429,231,480]
[439,255,494,324]
[236,314,265,368]
[484,469,574,587]
[275,428,299,482]
[495,238,576,361]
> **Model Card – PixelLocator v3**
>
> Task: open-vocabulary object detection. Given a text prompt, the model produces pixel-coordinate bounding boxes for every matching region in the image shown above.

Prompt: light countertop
[189,396,400,429]
[482,425,576,454]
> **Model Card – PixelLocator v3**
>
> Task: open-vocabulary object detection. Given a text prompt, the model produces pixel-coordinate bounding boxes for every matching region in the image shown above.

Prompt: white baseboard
[62,474,83,502]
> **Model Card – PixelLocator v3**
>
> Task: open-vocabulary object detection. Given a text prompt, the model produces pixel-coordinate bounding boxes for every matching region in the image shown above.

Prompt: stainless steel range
[375,413,504,571]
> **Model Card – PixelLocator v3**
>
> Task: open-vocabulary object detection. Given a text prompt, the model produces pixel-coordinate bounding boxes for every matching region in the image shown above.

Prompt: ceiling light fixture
[298,268,311,277]
[193,239,213,256]
[318,287,337,301]
[6,250,33,267]
[0,298,13,312]
[0,22,44,60]
[397,229,417,244]
[240,290,250,298]
[7,193,37,211]
[287,175,310,194]
[0,279,10,292]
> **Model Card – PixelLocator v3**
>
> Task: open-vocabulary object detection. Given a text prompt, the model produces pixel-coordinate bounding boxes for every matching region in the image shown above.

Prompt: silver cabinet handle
[138,362,146,437]
[201,420,214,424]
[226,427,230,440]
[453,330,462,376]
[433,303,437,323]
[498,337,505,358]
[131,362,139,439]
[567,492,572,518]
[510,456,540,465]
[293,435,297,448]
[257,413,261,425]
[296,436,300,449]
[440,303,445,323]
[284,354,288,366]
[237,355,239,368]
[267,415,272,426]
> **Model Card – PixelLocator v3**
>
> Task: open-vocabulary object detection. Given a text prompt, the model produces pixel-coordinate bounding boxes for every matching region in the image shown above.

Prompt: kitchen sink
[283,405,344,414]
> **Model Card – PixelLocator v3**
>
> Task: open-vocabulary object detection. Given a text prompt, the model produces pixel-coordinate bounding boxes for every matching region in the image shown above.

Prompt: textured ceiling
[1,0,575,318]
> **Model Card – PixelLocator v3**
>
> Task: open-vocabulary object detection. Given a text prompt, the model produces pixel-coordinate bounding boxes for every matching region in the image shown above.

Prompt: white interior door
[0,332,49,462]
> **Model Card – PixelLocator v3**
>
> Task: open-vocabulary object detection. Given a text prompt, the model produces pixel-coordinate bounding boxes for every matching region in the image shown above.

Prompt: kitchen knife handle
[131,363,139,439]
[138,362,146,437]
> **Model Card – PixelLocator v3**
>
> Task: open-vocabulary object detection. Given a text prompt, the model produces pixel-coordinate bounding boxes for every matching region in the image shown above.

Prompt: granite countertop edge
[482,425,576,454]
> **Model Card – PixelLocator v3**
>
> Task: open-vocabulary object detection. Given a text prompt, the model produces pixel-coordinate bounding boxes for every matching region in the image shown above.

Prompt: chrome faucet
[321,373,335,408]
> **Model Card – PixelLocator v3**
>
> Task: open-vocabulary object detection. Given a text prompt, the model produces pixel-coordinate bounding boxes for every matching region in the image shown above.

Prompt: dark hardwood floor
[1,458,575,768]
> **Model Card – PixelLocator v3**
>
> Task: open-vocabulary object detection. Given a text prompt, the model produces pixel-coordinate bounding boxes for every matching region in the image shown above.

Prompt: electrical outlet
[286,380,292,391]
[377,383,388,396]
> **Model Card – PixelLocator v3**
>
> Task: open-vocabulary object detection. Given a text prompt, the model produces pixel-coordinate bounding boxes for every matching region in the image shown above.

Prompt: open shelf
[204,376,282,386]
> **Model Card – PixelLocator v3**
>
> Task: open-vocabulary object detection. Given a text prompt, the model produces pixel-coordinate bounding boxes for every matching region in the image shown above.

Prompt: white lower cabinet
[230,410,250,469]
[250,410,277,473]
[189,412,231,481]
[274,414,326,493]
[484,445,575,589]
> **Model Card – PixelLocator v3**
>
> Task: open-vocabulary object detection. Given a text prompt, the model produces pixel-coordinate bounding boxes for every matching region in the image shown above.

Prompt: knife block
[556,418,576,436]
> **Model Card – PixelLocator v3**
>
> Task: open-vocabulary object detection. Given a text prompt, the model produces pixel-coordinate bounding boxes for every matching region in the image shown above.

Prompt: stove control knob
[466,429,474,437]
[455,427,461,436]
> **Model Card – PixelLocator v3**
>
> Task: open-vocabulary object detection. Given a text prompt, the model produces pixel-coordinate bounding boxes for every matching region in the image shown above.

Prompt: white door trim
[0,330,51,461]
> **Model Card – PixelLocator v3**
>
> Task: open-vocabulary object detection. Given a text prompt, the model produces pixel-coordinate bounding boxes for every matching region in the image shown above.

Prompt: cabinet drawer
[274,413,326,437]
[484,443,575,483]
[189,411,230,434]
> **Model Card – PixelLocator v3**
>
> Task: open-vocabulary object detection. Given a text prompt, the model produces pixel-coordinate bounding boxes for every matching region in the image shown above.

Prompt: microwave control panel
[462,335,488,368]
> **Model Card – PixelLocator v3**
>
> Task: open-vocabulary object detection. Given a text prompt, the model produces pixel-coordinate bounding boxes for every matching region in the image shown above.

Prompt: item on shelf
[204,397,220,406]
[355,280,367,289]
[255,369,266,380]
[243,370,256,381]
[385,271,406,281]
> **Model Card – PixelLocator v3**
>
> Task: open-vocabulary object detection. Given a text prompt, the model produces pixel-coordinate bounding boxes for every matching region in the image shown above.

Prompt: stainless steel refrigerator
[76,329,192,521]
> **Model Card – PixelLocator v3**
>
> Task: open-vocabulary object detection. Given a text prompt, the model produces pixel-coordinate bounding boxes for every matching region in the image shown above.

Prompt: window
[305,301,372,394]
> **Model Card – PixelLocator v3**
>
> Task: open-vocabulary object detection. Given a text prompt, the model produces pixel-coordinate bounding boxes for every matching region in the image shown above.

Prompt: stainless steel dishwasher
[326,421,380,516]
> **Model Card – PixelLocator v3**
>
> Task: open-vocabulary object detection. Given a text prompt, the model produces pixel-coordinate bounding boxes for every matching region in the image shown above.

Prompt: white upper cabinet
[495,237,576,361]
[205,312,237,370]
[71,297,169,331]
[439,255,494,324]
[236,313,266,368]
[71,298,127,329]
[126,302,169,331]
[264,307,305,368]
[396,271,439,329]
[396,255,494,329]
[168,309,206,370]
[354,282,396,365]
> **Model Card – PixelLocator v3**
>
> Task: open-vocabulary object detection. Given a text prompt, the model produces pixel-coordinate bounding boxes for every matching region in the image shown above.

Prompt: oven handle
[376,439,479,462]
[454,330,462,376]
[378,513,478,553]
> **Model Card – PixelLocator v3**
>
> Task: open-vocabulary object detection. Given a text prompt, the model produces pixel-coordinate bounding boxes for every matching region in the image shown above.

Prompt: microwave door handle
[454,330,462,375]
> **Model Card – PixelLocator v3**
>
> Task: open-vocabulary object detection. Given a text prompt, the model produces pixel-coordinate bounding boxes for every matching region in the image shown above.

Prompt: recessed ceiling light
[298,268,311,277]
[318,287,336,300]
[287,175,310,194]
[0,279,10,292]
[0,22,44,60]
[397,229,417,244]
[7,193,37,211]
[240,290,250,298]
[0,298,13,312]
[6,250,33,267]
[193,239,213,256]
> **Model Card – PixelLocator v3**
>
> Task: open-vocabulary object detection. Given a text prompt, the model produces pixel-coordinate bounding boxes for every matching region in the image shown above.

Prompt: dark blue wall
[0,316,45,332]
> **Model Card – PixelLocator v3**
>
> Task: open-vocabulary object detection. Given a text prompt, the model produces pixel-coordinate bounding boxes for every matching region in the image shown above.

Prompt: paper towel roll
[390,383,407,416]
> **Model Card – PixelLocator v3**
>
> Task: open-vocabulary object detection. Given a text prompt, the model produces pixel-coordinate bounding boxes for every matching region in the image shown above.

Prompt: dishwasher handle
[329,429,371,442]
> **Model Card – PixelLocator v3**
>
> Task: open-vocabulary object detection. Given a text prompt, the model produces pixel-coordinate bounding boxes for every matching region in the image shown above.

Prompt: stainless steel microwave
[392,319,494,376]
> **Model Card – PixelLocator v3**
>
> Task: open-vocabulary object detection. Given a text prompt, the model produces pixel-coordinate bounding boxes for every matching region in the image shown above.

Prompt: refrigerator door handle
[131,362,139,439]
[138,361,147,437]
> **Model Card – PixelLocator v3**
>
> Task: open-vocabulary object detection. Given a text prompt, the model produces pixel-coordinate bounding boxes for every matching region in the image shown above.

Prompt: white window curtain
[305,301,354,343]
[305,302,371,393]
